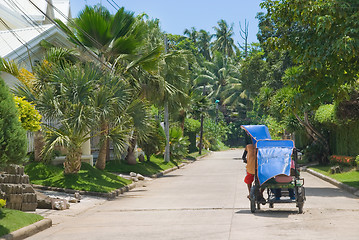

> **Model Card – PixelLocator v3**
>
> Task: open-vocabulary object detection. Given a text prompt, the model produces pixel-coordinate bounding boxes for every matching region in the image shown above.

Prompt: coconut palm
[197,30,212,61]
[212,20,237,57]
[184,27,198,44]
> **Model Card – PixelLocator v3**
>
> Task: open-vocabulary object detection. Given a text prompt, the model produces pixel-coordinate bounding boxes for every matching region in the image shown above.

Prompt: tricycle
[241,125,306,214]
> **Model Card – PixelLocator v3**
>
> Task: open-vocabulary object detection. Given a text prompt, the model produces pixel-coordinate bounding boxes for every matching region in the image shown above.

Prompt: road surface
[28,149,359,240]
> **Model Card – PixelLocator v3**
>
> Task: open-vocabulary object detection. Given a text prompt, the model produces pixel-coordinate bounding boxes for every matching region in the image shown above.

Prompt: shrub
[329,155,356,167]
[356,155,359,167]
[14,96,42,132]
[0,199,6,208]
[0,78,27,167]
[169,127,189,160]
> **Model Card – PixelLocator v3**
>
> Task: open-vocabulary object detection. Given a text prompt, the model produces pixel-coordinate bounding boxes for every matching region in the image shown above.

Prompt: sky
[70,0,264,45]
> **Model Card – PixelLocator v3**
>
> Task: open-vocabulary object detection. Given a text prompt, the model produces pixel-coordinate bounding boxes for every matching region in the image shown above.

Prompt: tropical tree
[260,0,359,160]
[212,19,237,57]
[36,63,100,174]
[197,30,212,61]
[183,27,198,44]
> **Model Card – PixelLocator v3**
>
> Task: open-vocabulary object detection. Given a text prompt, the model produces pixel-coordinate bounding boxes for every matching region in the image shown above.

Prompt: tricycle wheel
[250,186,256,213]
[298,202,304,214]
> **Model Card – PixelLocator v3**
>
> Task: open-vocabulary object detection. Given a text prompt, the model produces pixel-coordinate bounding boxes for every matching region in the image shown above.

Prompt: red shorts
[244,172,254,184]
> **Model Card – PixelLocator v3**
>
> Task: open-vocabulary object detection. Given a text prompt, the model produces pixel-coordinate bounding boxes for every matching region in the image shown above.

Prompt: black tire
[250,186,256,213]
[296,186,305,213]
[298,202,304,214]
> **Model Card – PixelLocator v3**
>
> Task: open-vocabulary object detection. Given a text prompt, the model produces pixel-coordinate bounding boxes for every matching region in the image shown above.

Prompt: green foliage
[203,118,228,150]
[184,118,201,153]
[13,96,42,132]
[356,155,359,167]
[105,155,179,176]
[262,115,285,140]
[310,165,359,189]
[0,208,43,236]
[329,121,359,157]
[24,162,131,193]
[315,104,336,124]
[184,118,201,133]
[138,120,166,161]
[169,127,190,160]
[261,0,359,103]
[0,78,27,166]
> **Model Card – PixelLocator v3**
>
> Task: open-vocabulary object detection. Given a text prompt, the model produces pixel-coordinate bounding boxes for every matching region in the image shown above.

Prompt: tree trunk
[64,147,82,174]
[34,130,45,162]
[126,136,137,165]
[95,122,109,170]
[294,112,330,163]
[164,101,170,162]
[199,113,204,155]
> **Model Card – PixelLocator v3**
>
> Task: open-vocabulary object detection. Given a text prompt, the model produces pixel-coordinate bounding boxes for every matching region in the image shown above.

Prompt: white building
[0,0,93,165]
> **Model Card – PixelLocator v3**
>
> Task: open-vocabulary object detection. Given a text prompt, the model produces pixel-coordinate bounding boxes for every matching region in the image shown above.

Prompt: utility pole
[164,35,170,162]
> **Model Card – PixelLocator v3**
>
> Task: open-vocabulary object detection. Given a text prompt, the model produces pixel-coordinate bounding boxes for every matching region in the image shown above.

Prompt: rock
[137,174,145,181]
[51,198,69,210]
[330,166,341,174]
[74,192,82,200]
[69,198,80,203]
[36,191,53,209]
[130,172,137,177]
[131,177,138,182]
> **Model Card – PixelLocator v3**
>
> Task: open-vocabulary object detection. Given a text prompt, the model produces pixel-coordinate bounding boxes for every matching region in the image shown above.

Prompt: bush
[329,155,356,167]
[14,96,42,132]
[169,127,189,160]
[184,118,201,153]
[0,78,27,167]
[0,199,6,208]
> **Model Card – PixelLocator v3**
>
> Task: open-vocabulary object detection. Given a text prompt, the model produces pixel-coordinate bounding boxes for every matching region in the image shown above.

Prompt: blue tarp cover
[256,140,294,185]
[240,125,271,144]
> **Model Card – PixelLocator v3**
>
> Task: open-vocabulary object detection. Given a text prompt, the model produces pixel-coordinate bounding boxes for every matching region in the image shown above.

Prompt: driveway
[28,149,359,240]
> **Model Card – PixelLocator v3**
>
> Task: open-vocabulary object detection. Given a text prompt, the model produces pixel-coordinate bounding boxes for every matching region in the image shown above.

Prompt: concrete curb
[305,168,359,197]
[0,218,52,240]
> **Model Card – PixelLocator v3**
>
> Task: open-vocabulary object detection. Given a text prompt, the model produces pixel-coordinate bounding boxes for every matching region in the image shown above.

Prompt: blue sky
[70,0,264,44]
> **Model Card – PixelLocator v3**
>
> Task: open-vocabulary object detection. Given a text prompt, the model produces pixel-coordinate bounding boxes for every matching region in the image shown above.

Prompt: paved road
[28,149,359,240]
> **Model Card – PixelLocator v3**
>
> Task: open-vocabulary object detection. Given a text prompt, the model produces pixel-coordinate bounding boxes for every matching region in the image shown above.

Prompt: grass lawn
[309,165,359,189]
[0,208,43,236]
[105,155,182,176]
[187,149,210,159]
[25,162,132,193]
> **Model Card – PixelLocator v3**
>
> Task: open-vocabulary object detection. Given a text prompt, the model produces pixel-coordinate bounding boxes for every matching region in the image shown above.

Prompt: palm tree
[184,27,198,44]
[212,20,237,57]
[197,30,212,61]
[93,73,132,169]
[37,63,100,174]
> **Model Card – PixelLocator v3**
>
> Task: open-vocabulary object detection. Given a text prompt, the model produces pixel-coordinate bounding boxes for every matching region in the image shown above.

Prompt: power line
[26,0,111,70]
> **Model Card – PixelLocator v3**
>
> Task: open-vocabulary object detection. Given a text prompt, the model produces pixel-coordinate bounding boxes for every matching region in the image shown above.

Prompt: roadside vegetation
[0,208,43,236]
[25,162,131,193]
[309,165,359,189]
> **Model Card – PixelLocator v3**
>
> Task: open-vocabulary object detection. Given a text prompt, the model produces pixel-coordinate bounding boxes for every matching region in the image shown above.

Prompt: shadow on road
[235,209,299,218]
[161,174,182,178]
[305,187,357,199]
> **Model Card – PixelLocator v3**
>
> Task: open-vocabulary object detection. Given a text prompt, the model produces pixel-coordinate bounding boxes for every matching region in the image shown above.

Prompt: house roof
[0,0,71,30]
[0,24,70,61]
